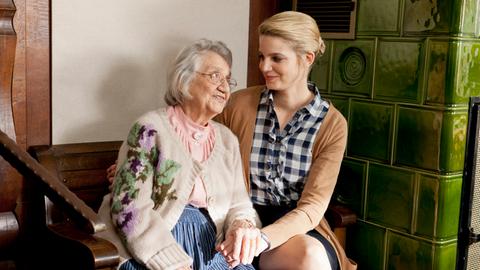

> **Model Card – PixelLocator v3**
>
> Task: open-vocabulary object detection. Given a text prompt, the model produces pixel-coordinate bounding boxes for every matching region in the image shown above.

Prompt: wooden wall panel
[247,0,286,87]
[10,0,50,241]
[10,0,51,150]
[25,0,50,147]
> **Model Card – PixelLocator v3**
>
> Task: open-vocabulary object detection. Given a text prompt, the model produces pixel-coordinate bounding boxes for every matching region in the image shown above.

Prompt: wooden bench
[28,141,122,270]
[31,141,355,242]
[0,131,121,270]
[30,141,122,224]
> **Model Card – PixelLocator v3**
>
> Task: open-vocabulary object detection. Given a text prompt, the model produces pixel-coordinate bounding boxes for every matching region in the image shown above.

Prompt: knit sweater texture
[97,108,258,270]
[216,85,357,270]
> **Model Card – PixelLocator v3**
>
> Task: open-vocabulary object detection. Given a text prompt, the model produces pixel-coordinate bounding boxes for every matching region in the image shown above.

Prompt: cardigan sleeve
[261,109,348,249]
[111,120,192,270]
[223,137,260,231]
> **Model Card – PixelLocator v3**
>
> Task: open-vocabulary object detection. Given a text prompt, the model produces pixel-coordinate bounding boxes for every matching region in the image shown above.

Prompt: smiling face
[181,51,231,125]
[258,35,311,92]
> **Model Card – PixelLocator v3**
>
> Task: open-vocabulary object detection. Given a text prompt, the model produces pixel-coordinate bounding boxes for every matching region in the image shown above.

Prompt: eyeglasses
[196,71,237,88]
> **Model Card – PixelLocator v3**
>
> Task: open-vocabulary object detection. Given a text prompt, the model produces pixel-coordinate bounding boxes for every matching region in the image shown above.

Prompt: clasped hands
[216,219,269,268]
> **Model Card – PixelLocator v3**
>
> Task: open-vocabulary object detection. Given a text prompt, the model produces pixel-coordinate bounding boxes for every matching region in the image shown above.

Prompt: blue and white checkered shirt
[250,82,329,206]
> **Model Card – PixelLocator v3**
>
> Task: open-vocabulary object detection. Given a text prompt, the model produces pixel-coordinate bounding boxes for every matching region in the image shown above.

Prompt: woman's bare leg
[259,234,332,270]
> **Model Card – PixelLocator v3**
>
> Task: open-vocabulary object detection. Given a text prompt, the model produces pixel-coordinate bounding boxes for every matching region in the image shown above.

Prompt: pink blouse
[167,105,215,208]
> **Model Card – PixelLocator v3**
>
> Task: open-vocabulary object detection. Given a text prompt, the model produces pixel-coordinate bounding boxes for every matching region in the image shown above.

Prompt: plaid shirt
[250,82,329,206]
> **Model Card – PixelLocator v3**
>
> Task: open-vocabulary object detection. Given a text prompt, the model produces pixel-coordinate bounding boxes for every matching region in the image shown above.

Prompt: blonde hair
[259,11,325,57]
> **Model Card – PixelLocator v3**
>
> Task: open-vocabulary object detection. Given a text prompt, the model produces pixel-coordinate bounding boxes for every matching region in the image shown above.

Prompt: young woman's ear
[305,51,316,67]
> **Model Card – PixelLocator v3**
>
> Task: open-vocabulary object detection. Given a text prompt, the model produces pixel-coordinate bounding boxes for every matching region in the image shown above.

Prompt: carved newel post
[0,0,19,266]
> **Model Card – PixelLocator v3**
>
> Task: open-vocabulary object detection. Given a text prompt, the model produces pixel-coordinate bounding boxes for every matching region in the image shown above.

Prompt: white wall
[52,0,249,144]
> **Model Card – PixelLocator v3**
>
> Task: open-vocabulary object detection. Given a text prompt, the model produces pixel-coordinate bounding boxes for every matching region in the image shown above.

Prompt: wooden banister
[0,130,106,234]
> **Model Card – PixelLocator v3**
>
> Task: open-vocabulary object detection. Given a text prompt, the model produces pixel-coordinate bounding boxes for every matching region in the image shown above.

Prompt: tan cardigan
[216,86,357,270]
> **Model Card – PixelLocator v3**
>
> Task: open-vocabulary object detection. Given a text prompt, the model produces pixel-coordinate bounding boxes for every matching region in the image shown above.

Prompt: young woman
[98,39,261,270]
[216,11,357,270]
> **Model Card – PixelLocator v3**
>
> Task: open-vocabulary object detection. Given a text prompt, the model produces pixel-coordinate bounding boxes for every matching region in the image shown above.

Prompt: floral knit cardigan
[96,108,258,270]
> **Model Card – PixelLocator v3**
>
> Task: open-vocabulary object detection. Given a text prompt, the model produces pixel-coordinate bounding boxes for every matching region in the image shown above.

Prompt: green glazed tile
[433,242,457,270]
[334,158,366,216]
[416,174,462,240]
[366,164,414,231]
[403,0,453,34]
[348,101,393,162]
[426,40,480,106]
[374,40,424,103]
[415,175,437,239]
[332,39,375,96]
[428,40,480,106]
[450,41,480,105]
[325,96,349,120]
[310,40,332,92]
[387,232,433,270]
[395,107,442,171]
[425,40,449,105]
[347,221,386,270]
[440,111,467,172]
[454,0,480,36]
[396,107,467,172]
[356,0,400,34]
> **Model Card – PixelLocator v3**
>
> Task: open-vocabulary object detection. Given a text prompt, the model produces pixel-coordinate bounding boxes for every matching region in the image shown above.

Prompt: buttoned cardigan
[97,108,258,270]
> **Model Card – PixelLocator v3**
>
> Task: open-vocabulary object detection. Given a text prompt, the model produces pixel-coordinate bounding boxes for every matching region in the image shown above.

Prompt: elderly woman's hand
[216,219,267,267]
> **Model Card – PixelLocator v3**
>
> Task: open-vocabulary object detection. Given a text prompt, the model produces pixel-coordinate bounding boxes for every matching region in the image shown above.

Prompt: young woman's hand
[106,163,117,184]
[216,219,267,267]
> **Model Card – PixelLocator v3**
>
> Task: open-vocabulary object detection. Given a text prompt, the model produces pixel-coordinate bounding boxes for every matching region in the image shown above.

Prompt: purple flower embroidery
[121,193,131,205]
[117,203,138,236]
[138,124,156,150]
[129,157,142,174]
[148,129,156,137]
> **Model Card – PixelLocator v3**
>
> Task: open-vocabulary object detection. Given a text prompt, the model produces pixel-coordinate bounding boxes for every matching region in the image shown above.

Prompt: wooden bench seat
[31,141,122,224]
[0,131,121,270]
[29,141,122,270]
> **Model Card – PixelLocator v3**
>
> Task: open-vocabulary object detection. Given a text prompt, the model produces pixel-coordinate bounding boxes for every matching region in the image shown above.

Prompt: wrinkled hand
[216,220,267,268]
[106,163,117,184]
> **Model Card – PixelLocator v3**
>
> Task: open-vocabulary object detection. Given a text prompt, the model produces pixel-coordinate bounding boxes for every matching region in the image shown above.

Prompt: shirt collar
[304,82,324,117]
[259,82,325,117]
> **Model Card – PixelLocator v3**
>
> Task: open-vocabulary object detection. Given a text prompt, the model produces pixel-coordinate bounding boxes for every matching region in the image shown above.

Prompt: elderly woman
[97,39,261,270]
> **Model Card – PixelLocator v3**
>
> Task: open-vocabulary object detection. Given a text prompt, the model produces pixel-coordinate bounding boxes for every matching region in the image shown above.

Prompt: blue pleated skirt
[120,205,255,270]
